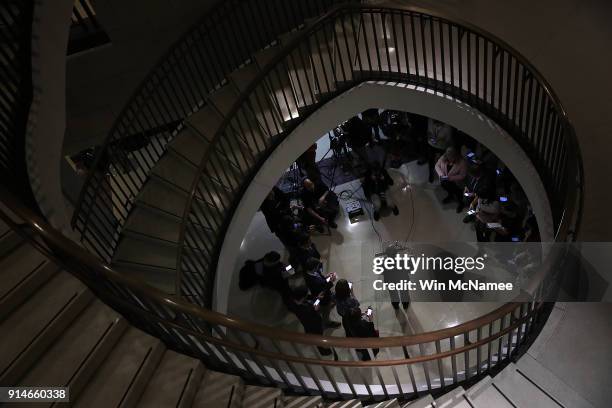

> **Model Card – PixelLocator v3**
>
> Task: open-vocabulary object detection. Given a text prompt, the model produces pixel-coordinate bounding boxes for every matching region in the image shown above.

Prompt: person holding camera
[301,178,339,229]
[435,147,467,212]
[363,163,399,221]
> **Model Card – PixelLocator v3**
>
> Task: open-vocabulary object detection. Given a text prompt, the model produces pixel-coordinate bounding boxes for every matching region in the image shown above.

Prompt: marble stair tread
[242,385,285,408]
[136,350,205,408]
[72,327,165,408]
[516,354,594,408]
[464,376,513,408]
[192,370,245,408]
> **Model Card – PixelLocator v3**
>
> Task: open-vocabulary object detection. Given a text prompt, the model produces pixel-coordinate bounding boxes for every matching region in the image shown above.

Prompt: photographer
[363,163,399,221]
[302,258,340,328]
[301,178,339,229]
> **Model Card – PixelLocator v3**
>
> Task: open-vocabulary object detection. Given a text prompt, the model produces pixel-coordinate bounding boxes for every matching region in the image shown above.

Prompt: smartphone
[464,192,471,197]
[284,264,295,276]
[366,306,373,316]
[499,196,508,202]
[487,222,503,229]
[511,237,520,242]
[467,209,476,215]
[466,152,475,158]
[326,275,332,283]
[313,299,321,307]
[349,281,353,290]
[496,168,502,175]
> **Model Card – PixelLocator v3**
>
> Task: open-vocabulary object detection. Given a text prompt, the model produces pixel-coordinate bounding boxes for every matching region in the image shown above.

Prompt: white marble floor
[226,160,503,337]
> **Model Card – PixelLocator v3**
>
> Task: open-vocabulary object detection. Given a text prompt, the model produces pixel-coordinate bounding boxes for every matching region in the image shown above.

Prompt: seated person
[259,251,291,295]
[289,232,321,271]
[435,147,467,211]
[363,163,399,220]
[301,178,339,229]
[286,286,332,355]
[260,186,291,235]
[238,251,289,296]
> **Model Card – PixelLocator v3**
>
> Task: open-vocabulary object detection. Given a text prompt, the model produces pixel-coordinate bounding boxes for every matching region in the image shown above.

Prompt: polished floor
[227,159,502,337]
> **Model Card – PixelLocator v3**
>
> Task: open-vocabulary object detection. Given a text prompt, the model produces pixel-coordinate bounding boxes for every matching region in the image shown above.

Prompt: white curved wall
[27,0,75,236]
[213,81,555,313]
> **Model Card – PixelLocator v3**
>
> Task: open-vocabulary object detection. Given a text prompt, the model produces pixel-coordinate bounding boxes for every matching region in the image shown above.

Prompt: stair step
[0,224,22,258]
[0,259,58,321]
[136,350,205,408]
[0,243,49,301]
[207,82,240,117]
[124,205,183,244]
[400,394,434,408]
[328,399,363,407]
[284,395,323,408]
[192,371,244,408]
[516,354,594,408]
[114,234,177,270]
[169,126,210,167]
[231,63,261,92]
[17,301,127,407]
[493,363,560,408]
[433,386,470,408]
[254,45,281,70]
[242,385,285,408]
[73,327,165,408]
[0,271,92,385]
[137,176,190,219]
[465,376,513,408]
[364,398,400,408]
[186,105,224,141]
[152,151,197,192]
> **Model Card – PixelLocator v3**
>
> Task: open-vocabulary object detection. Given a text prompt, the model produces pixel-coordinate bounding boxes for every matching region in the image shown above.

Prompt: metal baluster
[463,332,471,380]
[435,340,445,388]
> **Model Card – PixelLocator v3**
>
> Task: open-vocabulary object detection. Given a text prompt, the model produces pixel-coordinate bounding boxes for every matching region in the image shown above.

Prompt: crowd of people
[239,109,539,355]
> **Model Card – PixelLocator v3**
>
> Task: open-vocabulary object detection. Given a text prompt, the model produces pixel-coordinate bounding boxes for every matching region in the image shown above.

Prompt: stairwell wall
[26,0,75,236]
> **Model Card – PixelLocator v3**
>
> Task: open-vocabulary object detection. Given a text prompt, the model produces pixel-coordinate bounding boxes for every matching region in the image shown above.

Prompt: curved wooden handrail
[1,184,537,350]
[176,3,583,302]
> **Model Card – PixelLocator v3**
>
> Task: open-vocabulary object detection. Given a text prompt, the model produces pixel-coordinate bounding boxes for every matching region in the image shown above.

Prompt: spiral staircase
[0,0,593,407]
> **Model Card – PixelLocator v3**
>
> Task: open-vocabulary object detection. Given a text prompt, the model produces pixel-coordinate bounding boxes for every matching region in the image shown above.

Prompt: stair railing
[0,185,556,400]
[176,4,583,307]
[0,0,582,402]
[70,0,358,263]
